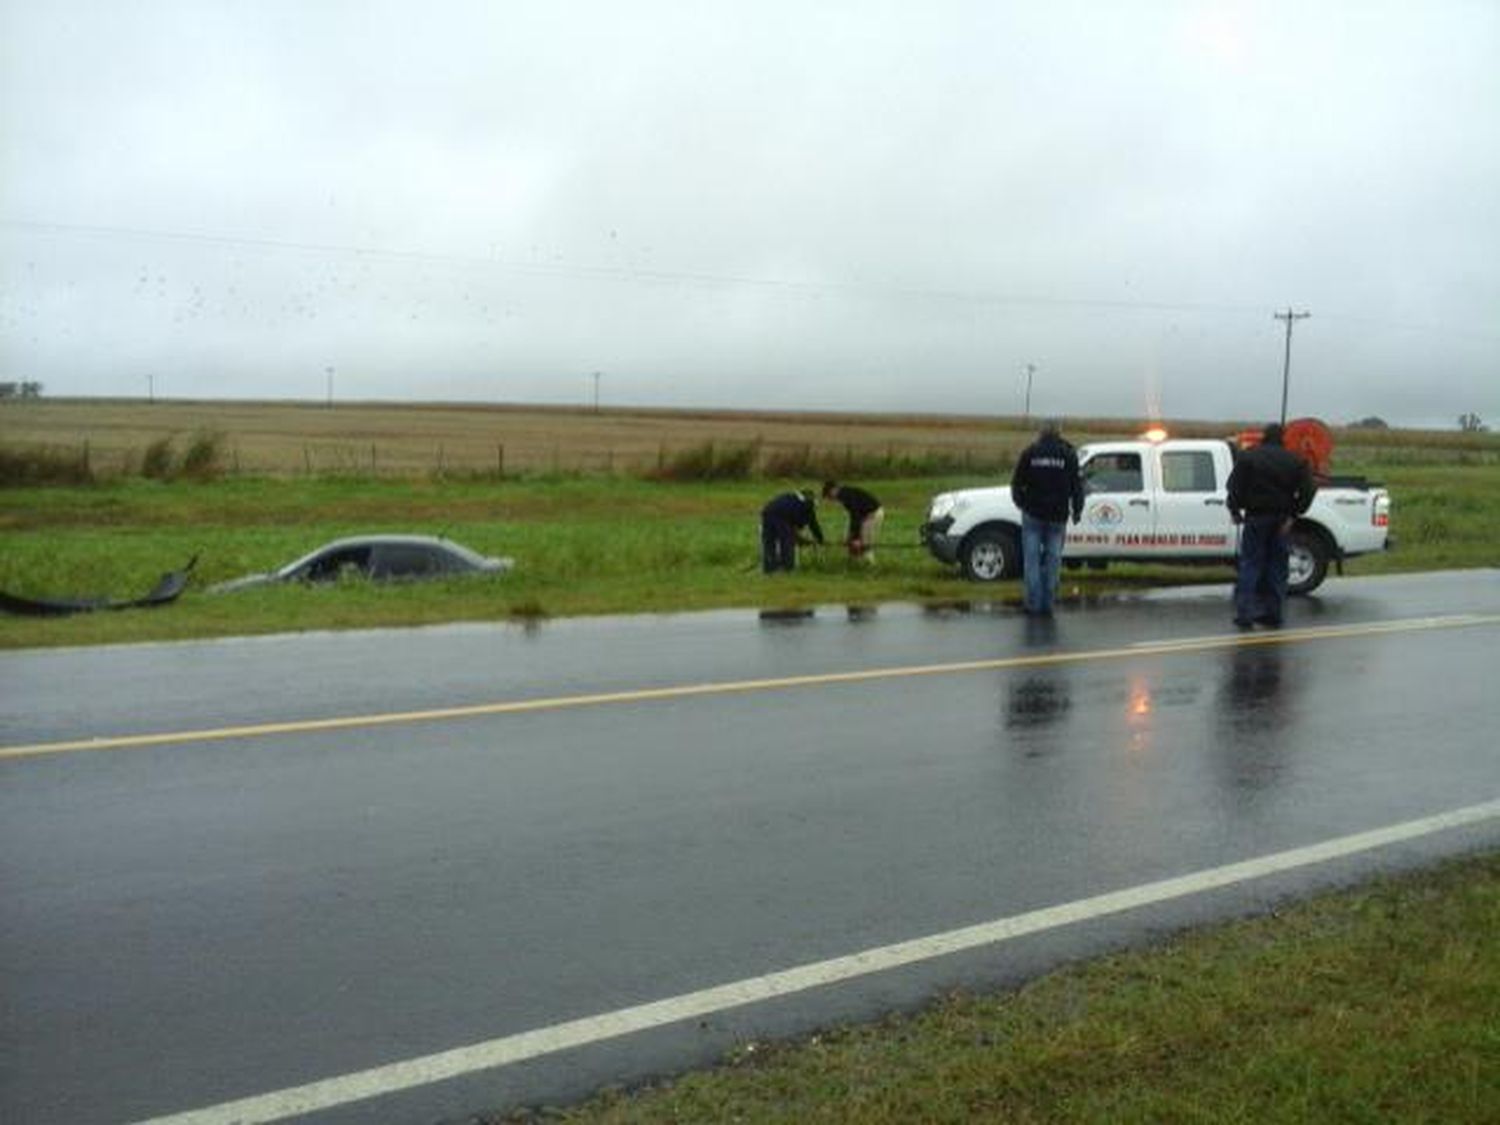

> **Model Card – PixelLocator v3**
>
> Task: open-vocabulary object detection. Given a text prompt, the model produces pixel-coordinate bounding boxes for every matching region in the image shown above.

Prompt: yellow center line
[5,612,1498,761]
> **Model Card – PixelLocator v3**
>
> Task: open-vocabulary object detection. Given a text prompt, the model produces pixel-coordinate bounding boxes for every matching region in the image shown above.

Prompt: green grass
[492,851,1500,1124]
[1,461,1496,649]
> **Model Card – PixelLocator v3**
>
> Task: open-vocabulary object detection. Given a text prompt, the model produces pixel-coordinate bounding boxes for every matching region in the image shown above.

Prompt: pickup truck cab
[920,436,1390,594]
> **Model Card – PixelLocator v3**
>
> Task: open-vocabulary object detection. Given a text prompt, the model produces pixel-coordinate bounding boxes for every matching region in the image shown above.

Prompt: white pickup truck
[920,436,1391,594]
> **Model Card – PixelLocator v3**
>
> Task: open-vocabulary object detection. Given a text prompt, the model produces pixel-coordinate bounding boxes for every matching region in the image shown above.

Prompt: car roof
[279,535,490,574]
[312,534,466,551]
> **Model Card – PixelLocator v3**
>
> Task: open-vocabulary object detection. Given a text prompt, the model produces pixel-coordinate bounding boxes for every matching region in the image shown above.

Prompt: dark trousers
[1235,515,1289,623]
[761,518,798,573]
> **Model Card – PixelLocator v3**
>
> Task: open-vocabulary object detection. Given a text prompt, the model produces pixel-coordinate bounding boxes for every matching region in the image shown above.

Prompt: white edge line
[132,797,1500,1125]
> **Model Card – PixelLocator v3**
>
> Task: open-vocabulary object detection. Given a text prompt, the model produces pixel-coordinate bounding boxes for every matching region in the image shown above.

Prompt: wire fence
[0,435,1025,485]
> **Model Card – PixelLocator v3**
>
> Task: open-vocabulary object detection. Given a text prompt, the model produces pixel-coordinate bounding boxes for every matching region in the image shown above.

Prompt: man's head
[821,480,839,499]
[1039,418,1061,439]
[1262,423,1285,446]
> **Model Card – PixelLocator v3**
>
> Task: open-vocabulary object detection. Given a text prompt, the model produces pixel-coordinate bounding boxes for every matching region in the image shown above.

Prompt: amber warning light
[1141,427,1169,442]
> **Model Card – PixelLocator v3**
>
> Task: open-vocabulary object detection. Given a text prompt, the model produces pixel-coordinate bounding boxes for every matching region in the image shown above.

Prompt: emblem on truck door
[1088,501,1124,527]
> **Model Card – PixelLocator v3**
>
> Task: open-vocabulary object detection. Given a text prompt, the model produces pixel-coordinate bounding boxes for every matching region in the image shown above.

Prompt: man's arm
[1225,460,1245,522]
[1010,450,1030,506]
[1295,460,1317,514]
[1067,450,1084,523]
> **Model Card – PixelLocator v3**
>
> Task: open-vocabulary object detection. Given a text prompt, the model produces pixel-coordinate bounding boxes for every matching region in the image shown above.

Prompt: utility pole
[1274,308,1310,425]
[1023,363,1036,421]
[592,370,602,413]
[325,365,335,408]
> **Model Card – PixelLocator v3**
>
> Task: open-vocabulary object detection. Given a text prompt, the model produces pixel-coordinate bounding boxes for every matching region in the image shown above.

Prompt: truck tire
[960,526,1019,582]
[1286,527,1331,595]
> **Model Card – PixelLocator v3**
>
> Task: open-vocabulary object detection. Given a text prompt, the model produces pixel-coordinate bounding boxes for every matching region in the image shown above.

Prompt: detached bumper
[919,518,961,564]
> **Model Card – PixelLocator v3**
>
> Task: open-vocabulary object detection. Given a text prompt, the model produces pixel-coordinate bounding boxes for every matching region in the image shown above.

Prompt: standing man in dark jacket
[822,480,883,560]
[1010,420,1084,615]
[1226,423,1317,628]
[760,489,824,573]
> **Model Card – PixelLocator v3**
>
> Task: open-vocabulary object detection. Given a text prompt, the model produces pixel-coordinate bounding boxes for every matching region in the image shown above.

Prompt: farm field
[5,397,1496,479]
[4,397,1049,478]
[2,399,1496,649]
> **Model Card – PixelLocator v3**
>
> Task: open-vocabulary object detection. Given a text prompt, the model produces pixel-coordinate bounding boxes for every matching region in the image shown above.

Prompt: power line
[0,217,1269,317]
[8,217,1496,345]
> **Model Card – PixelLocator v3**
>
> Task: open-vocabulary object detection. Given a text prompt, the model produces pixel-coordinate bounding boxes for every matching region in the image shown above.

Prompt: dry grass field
[5,398,1490,479]
[1,398,1025,477]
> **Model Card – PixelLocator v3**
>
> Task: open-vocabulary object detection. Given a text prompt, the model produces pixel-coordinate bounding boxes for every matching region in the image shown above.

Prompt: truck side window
[1161,451,1217,492]
[1082,452,1143,493]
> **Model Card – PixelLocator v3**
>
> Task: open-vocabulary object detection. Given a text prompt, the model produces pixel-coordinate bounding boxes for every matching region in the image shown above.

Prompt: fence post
[304,446,312,475]
[497,442,505,477]
[371,443,377,474]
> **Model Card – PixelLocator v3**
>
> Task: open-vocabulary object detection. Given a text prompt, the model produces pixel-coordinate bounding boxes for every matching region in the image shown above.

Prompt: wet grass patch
[494,851,1500,1124]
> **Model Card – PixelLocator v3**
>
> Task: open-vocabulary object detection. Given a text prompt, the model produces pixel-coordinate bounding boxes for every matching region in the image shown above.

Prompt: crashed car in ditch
[208,535,513,593]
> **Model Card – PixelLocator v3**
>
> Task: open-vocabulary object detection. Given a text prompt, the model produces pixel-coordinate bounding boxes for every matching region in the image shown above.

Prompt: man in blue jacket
[760,489,824,573]
[1010,420,1084,615]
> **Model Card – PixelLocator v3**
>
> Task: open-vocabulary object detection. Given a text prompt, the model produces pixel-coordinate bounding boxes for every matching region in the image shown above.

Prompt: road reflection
[1213,642,1301,792]
[1002,615,1071,754]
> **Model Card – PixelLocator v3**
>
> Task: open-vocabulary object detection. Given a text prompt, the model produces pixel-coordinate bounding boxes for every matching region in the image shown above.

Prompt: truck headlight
[929,493,958,521]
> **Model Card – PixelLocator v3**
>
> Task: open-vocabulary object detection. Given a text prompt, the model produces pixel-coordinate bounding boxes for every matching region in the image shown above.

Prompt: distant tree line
[1348,414,1490,433]
[0,381,43,399]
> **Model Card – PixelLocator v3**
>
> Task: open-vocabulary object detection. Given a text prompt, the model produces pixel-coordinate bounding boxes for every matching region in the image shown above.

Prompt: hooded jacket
[1011,433,1084,524]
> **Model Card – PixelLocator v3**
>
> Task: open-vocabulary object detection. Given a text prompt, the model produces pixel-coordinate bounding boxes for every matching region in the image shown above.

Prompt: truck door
[1070,450,1155,559]
[1151,447,1236,557]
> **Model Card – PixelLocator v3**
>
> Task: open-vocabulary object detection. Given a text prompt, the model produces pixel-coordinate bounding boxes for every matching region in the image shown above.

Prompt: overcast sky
[1,0,1496,426]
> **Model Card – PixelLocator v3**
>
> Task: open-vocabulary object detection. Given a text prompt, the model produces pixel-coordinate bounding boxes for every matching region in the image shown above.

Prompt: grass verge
[492,850,1500,1124]
[0,460,1496,649]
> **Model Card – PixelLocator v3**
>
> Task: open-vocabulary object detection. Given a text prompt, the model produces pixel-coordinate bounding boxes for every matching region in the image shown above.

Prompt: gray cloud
[2,0,1496,426]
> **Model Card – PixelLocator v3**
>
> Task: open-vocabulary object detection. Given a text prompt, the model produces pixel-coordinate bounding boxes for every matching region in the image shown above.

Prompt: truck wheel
[1286,527,1331,595]
[960,527,1019,582]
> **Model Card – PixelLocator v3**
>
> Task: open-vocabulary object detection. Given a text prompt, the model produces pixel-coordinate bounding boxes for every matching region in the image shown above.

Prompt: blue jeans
[1234,515,1289,623]
[761,518,798,573]
[1021,513,1067,613]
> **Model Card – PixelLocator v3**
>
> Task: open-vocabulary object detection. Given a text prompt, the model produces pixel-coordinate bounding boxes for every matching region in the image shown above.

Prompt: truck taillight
[1373,495,1390,527]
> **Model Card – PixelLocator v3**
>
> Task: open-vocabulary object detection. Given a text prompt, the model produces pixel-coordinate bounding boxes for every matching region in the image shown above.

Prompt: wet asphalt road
[2,570,1498,1124]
